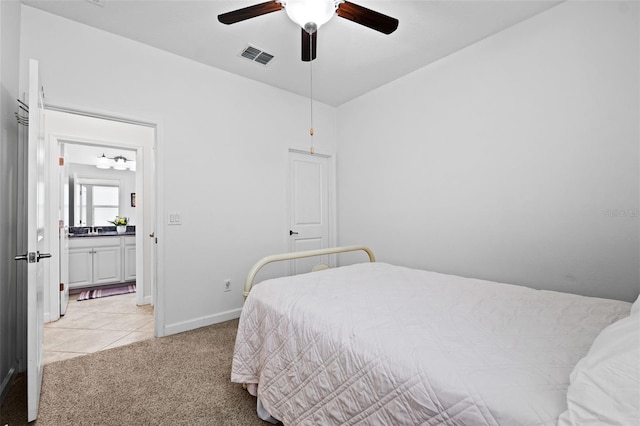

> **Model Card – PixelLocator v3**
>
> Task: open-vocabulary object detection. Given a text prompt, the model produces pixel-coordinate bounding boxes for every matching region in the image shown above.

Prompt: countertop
[69,232,136,238]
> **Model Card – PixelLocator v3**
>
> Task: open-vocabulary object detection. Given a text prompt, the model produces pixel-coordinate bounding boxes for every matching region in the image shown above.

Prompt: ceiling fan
[218,0,399,61]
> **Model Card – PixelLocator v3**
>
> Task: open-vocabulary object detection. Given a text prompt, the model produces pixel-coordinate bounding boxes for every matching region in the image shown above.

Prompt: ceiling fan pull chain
[309,34,315,155]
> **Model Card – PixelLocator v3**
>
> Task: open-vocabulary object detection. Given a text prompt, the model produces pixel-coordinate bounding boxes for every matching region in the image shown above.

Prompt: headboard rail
[243,245,375,298]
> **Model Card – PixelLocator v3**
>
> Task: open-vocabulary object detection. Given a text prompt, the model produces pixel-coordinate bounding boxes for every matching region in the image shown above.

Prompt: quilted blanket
[231,262,630,425]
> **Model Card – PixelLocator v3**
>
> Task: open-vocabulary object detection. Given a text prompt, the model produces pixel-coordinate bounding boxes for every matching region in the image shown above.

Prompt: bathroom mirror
[66,156,136,229]
[72,177,120,227]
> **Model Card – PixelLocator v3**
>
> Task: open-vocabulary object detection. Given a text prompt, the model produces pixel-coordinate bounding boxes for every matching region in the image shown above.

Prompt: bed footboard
[243,245,375,298]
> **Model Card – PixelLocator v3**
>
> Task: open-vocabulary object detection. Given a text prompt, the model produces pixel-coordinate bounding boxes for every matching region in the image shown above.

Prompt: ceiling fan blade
[218,1,283,25]
[336,1,398,35]
[301,29,317,62]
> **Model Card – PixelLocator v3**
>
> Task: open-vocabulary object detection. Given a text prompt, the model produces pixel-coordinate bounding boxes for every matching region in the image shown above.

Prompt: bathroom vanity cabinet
[69,235,136,289]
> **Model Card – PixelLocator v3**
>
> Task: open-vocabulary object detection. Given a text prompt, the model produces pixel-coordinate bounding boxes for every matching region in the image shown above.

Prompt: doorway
[287,149,336,274]
[42,109,157,360]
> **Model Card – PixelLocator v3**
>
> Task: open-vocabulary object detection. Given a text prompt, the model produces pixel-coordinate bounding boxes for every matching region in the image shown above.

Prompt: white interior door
[288,150,331,274]
[24,59,47,422]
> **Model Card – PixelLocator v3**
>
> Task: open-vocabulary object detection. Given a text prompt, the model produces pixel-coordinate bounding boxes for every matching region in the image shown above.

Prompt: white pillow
[557,312,639,425]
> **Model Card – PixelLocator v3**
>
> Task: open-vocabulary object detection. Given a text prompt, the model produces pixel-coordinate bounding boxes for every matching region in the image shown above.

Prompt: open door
[15,59,49,422]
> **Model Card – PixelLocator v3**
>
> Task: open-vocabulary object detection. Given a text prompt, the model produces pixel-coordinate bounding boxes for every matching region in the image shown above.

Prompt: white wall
[0,0,23,401]
[20,5,338,334]
[337,1,639,302]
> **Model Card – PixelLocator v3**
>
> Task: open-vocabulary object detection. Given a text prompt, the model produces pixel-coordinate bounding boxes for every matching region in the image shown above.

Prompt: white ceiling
[22,0,562,106]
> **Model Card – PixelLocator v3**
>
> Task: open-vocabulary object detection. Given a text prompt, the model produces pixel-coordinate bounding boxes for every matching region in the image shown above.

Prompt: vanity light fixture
[96,153,110,169]
[113,156,128,170]
[96,153,134,171]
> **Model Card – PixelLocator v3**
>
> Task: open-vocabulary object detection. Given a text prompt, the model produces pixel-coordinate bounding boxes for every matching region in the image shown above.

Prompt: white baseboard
[162,308,242,337]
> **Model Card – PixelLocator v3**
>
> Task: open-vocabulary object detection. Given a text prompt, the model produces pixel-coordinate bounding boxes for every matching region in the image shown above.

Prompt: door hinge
[59,283,64,291]
[58,157,64,166]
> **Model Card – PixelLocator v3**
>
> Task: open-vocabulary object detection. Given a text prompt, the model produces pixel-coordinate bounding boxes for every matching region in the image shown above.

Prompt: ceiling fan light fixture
[283,0,338,32]
[218,1,398,62]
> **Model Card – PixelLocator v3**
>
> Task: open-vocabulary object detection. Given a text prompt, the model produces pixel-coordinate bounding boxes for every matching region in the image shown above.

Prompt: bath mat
[77,284,136,301]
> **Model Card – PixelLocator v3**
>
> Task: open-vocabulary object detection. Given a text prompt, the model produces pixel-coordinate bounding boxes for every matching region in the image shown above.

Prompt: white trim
[152,121,165,336]
[163,309,242,337]
[44,102,157,128]
[75,177,121,186]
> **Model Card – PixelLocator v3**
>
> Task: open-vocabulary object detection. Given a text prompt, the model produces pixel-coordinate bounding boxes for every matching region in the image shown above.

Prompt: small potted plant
[109,216,129,234]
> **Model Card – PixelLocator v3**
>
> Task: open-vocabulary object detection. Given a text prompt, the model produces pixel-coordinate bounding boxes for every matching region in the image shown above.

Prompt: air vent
[240,45,275,66]
[255,52,274,65]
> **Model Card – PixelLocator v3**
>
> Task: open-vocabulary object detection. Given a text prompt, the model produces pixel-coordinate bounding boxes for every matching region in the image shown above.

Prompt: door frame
[41,104,164,336]
[48,133,150,308]
[286,148,337,274]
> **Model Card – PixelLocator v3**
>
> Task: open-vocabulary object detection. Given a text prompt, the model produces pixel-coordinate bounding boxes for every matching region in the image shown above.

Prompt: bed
[231,246,639,425]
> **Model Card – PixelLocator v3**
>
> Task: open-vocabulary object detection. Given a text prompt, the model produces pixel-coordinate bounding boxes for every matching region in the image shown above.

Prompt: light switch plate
[168,211,182,225]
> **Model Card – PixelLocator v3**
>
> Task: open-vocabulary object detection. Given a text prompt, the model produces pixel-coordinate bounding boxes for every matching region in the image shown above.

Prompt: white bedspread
[231,262,630,425]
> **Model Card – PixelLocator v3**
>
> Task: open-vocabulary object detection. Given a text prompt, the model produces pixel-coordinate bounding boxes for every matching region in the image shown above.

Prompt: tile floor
[44,291,154,364]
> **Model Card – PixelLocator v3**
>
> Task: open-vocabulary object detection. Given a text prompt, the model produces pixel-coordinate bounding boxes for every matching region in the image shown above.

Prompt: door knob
[14,252,51,263]
[289,230,299,235]
[14,253,30,262]
[37,251,52,262]
[149,232,155,238]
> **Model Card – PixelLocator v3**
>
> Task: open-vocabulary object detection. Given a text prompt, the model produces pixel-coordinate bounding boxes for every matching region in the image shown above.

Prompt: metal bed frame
[243,245,376,298]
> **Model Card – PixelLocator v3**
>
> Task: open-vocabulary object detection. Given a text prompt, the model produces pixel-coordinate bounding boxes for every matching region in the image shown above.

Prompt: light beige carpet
[1,319,269,425]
